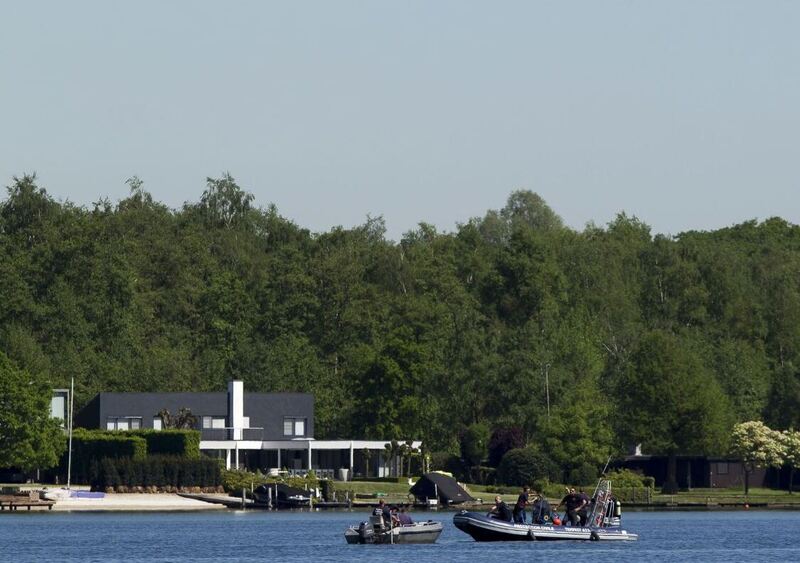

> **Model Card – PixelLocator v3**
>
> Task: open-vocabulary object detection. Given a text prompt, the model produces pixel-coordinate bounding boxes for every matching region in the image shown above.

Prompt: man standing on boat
[513,486,530,523]
[577,489,591,526]
[557,488,584,526]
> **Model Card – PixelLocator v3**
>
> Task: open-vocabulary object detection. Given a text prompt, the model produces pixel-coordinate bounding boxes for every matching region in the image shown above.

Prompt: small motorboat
[453,479,638,542]
[253,483,311,508]
[345,514,443,544]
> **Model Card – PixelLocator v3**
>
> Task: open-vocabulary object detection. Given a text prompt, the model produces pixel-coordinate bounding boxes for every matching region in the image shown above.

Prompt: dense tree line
[2,173,800,482]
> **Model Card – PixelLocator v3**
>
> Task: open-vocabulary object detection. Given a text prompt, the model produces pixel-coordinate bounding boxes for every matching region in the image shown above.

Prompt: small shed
[410,472,474,505]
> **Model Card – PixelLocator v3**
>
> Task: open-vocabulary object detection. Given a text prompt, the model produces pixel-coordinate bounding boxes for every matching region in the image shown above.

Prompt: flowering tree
[780,430,800,494]
[729,421,785,495]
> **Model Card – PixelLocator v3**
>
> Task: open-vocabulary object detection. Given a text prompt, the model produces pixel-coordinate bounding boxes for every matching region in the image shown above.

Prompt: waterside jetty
[0,491,54,511]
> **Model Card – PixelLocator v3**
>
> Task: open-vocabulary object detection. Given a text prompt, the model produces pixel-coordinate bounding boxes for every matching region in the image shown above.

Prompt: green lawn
[339,480,517,504]
[651,487,800,504]
[338,481,800,507]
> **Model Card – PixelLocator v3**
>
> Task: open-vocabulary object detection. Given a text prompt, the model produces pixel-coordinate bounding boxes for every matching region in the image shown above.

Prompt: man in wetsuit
[489,495,513,522]
[513,486,530,524]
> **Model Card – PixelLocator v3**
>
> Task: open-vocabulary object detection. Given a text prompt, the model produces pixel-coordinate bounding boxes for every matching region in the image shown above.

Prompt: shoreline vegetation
[4,482,800,512]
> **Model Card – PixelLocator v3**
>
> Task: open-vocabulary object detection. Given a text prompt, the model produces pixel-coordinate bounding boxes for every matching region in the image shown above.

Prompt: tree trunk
[661,453,679,494]
[744,469,750,496]
[790,467,795,495]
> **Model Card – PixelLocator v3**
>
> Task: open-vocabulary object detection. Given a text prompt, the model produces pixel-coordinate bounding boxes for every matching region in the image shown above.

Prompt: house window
[283,417,307,437]
[716,462,729,475]
[106,417,142,431]
[153,417,162,431]
[202,416,226,429]
[50,393,67,422]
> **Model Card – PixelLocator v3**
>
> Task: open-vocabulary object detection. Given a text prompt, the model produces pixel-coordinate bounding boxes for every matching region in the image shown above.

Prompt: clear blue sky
[2,1,798,239]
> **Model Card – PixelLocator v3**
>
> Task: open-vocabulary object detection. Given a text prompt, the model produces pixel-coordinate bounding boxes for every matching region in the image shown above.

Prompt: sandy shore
[50,493,226,512]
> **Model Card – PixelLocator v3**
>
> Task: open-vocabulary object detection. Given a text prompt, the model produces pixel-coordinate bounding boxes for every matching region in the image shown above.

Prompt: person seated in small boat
[530,491,553,525]
[397,507,413,525]
[488,495,513,522]
[389,504,400,528]
[374,499,392,527]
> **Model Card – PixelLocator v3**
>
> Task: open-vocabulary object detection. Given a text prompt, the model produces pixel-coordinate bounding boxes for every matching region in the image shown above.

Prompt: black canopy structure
[410,472,474,505]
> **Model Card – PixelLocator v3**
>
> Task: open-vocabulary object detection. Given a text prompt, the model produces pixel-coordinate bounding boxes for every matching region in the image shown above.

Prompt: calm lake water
[2,509,799,562]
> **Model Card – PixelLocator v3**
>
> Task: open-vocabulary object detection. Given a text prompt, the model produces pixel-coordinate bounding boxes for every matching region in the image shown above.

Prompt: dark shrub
[568,463,599,486]
[487,427,526,467]
[429,451,465,479]
[496,446,560,486]
[460,423,490,467]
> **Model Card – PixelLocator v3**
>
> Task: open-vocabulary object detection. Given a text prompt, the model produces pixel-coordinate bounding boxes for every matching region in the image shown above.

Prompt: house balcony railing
[200,427,264,441]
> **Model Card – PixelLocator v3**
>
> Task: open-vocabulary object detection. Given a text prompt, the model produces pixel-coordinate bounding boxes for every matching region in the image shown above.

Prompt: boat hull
[453,512,638,542]
[345,521,443,544]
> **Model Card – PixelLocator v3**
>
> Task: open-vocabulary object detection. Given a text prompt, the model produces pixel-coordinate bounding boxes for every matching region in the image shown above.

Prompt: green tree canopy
[0,351,65,471]
[616,330,733,492]
[3,174,800,474]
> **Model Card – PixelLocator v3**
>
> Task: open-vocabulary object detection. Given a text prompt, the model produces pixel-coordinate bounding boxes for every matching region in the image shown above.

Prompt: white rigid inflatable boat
[454,479,638,542]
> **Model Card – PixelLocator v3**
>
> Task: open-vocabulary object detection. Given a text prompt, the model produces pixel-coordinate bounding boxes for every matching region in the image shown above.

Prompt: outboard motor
[358,521,375,544]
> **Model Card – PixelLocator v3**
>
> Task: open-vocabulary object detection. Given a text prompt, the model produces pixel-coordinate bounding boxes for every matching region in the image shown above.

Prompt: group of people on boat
[488,486,560,525]
[488,485,597,527]
[374,499,414,527]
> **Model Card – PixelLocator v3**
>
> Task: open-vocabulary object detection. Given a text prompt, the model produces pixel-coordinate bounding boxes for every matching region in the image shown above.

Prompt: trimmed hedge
[67,429,148,484]
[93,456,221,489]
[128,430,201,459]
[64,429,201,485]
[72,428,148,460]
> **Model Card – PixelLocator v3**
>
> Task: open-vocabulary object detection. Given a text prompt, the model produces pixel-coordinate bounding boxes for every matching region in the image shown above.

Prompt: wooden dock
[0,492,54,511]
[177,493,352,510]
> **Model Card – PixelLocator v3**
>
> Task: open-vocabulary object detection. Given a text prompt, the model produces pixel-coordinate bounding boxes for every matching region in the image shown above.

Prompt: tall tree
[616,330,733,492]
[0,352,65,472]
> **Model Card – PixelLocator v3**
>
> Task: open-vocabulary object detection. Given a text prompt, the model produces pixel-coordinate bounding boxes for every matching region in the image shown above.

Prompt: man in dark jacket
[578,489,591,526]
[557,488,585,526]
[489,495,513,522]
[513,486,530,523]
